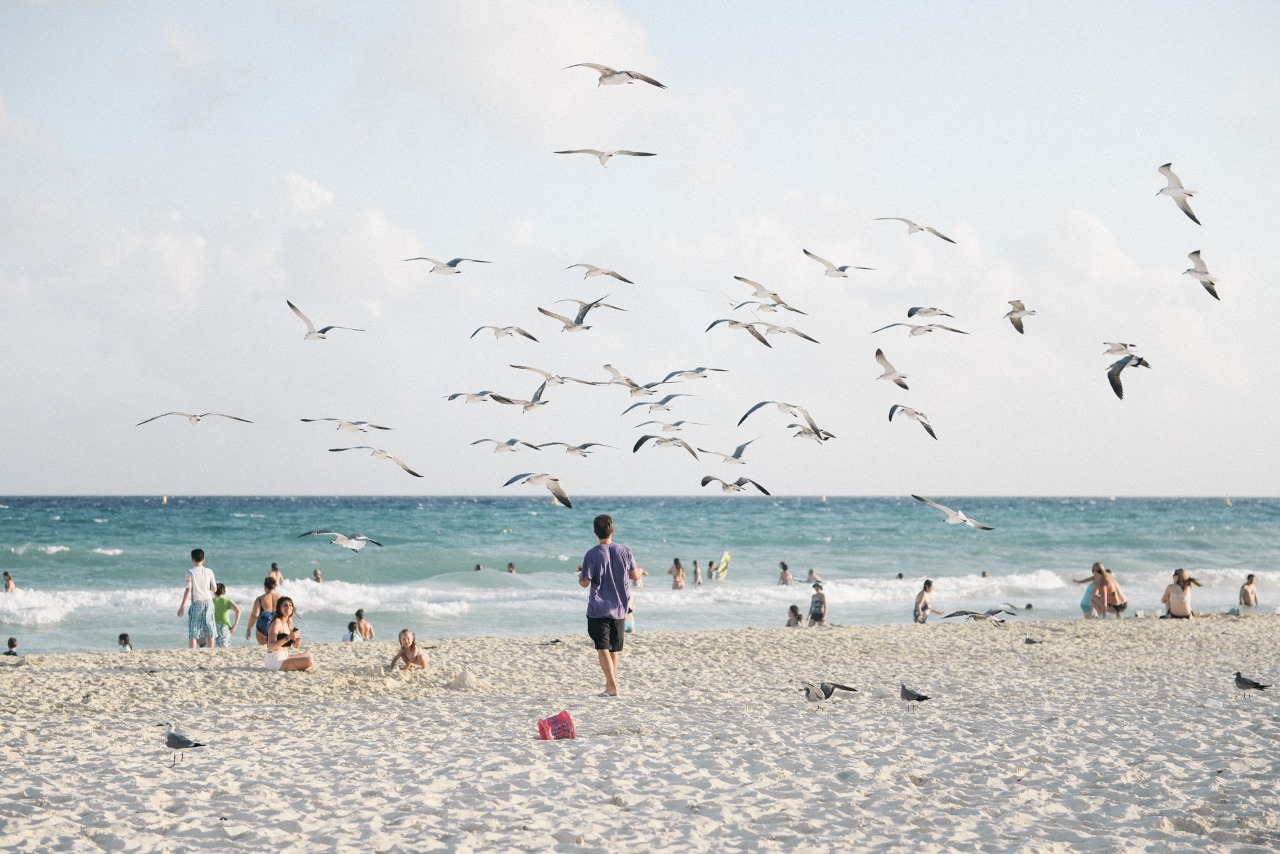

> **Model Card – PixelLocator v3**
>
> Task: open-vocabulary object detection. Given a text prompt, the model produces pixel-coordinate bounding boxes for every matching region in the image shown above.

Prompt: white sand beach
[2,616,1278,852]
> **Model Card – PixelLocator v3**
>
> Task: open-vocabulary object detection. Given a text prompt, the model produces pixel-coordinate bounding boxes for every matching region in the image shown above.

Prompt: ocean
[1,495,1275,653]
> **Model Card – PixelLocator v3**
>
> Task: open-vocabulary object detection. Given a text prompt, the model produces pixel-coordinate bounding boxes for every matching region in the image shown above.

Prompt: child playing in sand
[118,633,132,651]
[387,629,430,670]
[786,605,803,627]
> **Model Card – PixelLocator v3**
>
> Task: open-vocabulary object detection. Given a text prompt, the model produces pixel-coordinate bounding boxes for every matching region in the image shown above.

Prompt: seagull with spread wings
[298,530,384,552]
[911,495,993,530]
[802,248,875,277]
[633,434,699,459]
[734,276,804,314]
[622,393,693,415]
[554,149,656,167]
[565,63,666,88]
[402,256,492,274]
[706,318,772,347]
[329,446,423,477]
[889,405,937,440]
[696,438,759,465]
[301,418,391,433]
[287,300,363,340]
[471,325,539,342]
[537,295,616,332]
[503,473,573,508]
[1107,355,1152,400]
[136,412,253,426]
[471,438,541,454]
[567,263,634,284]
[1157,163,1200,225]
[536,441,615,457]
[1183,251,1220,300]
[874,217,955,243]
[1004,300,1036,334]
[489,382,549,413]
[701,475,770,495]
[872,322,969,336]
[875,350,909,390]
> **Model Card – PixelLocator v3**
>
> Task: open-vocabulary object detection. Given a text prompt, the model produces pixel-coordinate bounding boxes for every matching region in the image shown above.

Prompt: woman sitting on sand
[786,604,803,627]
[668,559,685,590]
[1161,569,1200,619]
[387,628,430,670]
[246,576,280,644]
[264,597,314,671]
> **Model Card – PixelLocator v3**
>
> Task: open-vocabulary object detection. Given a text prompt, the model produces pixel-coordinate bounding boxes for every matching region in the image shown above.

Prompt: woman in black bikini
[245,576,280,644]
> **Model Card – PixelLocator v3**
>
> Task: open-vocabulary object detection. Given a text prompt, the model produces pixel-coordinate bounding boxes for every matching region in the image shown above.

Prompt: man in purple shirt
[578,514,641,697]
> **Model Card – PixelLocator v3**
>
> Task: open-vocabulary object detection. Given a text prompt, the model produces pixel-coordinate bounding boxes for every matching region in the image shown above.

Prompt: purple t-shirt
[580,542,636,620]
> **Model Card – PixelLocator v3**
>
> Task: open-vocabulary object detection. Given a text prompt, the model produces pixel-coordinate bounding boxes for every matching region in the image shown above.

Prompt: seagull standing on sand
[801,682,858,702]
[911,495,993,530]
[701,475,770,495]
[900,684,930,711]
[136,412,253,426]
[301,418,391,433]
[802,248,874,277]
[471,325,539,342]
[872,322,968,336]
[567,263,634,284]
[402,257,492,274]
[1157,163,1200,225]
[565,63,666,88]
[1183,251,1220,300]
[329,446,424,477]
[875,350,909,390]
[298,530,384,552]
[502,473,572,508]
[1106,355,1152,400]
[286,300,363,340]
[633,434,699,459]
[889,405,937,440]
[1235,672,1271,691]
[875,218,956,243]
[554,149,656,167]
[1004,300,1036,334]
[157,722,205,766]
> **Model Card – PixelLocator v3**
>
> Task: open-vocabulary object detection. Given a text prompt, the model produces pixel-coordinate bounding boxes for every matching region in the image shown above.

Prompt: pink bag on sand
[537,710,575,740]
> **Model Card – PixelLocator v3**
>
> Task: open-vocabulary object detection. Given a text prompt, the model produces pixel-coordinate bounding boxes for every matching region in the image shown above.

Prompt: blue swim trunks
[188,600,215,641]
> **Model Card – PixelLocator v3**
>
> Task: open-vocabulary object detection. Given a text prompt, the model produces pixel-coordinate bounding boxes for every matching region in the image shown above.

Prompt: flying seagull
[286,300,363,340]
[136,412,253,427]
[565,63,666,88]
[900,683,931,710]
[696,438,759,464]
[301,418,391,433]
[502,472,572,508]
[1157,163,1200,225]
[1234,672,1271,691]
[733,276,804,314]
[597,364,667,397]
[471,325,539,342]
[402,257,492,274]
[567,263,634,284]
[758,322,820,344]
[889,405,937,440]
[788,422,837,442]
[738,401,832,441]
[509,364,597,387]
[554,149,656,167]
[297,530,384,552]
[801,682,858,702]
[706,318,772,347]
[489,382,549,413]
[622,394,693,415]
[661,366,727,383]
[875,349,909,390]
[157,722,205,766]
[329,446,423,477]
[875,218,956,243]
[911,495,993,530]
[732,299,808,316]
[634,419,705,433]
[907,307,954,318]
[470,438,541,453]
[1004,300,1036,334]
[445,390,493,403]
[1106,355,1152,400]
[872,322,968,336]
[536,441,615,457]
[802,248,874,277]
[1183,251,1220,300]
[1103,342,1139,356]
[537,296,617,332]
[701,475,770,495]
[634,434,699,459]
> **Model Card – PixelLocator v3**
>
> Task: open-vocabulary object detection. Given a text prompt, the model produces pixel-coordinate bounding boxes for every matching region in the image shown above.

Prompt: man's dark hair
[191,548,205,562]
[593,514,614,540]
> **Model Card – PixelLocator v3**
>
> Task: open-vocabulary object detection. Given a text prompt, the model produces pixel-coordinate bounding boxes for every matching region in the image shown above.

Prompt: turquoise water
[1,496,1275,653]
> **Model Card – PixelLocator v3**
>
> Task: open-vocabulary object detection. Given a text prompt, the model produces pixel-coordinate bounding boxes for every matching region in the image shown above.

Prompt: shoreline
[3,616,1277,851]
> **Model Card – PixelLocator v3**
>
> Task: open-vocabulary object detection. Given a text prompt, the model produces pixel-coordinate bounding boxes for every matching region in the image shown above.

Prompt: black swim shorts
[587,616,625,652]
[1112,602,1128,613]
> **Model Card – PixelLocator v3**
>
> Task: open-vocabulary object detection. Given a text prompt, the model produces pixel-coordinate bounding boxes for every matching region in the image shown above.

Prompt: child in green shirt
[212,583,242,649]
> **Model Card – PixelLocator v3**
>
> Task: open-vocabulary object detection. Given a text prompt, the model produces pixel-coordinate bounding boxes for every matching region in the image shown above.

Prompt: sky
[2,1,1278,497]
